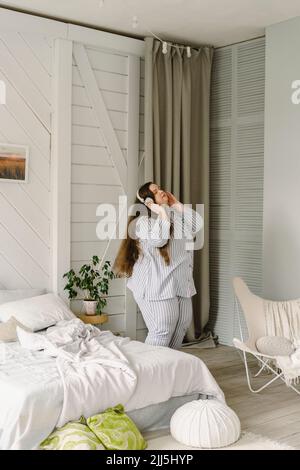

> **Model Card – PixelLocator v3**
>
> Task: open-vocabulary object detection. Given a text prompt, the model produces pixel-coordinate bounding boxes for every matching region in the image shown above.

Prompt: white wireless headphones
[136,189,153,206]
[136,189,145,203]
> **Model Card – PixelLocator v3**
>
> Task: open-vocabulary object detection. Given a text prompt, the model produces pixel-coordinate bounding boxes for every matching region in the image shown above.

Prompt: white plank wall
[0,7,145,339]
[51,38,72,299]
[70,44,141,335]
[0,31,52,289]
[136,57,148,342]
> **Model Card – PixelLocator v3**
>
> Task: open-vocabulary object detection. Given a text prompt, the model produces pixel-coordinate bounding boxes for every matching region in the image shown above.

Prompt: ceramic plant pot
[83,300,98,315]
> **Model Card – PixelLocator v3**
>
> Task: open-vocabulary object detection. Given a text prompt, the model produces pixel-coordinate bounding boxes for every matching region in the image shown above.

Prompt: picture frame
[0,143,29,183]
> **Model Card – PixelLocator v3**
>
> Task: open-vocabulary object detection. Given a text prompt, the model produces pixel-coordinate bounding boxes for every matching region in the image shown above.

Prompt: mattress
[0,333,224,450]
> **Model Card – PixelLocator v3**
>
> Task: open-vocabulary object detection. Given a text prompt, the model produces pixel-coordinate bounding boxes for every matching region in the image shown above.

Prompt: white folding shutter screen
[70,43,140,336]
[209,37,265,345]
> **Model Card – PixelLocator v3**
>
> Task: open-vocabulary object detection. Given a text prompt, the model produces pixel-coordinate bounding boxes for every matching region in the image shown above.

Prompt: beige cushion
[256,336,295,356]
[0,316,31,342]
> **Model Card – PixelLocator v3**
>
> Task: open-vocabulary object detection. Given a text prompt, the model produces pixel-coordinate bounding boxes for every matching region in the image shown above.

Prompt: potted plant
[63,256,114,315]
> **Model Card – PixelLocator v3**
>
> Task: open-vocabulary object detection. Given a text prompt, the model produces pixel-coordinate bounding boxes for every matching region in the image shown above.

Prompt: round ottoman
[170,399,241,449]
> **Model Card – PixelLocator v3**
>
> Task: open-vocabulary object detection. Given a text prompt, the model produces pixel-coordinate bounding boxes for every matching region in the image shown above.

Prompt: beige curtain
[144,37,214,343]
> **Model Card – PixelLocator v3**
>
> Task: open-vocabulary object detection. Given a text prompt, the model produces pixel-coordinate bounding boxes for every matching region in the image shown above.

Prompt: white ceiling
[1,0,300,47]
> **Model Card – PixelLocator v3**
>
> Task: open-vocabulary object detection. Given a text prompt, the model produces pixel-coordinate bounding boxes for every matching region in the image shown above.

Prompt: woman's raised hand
[166,191,184,212]
[145,199,168,219]
[166,191,178,206]
[145,199,163,213]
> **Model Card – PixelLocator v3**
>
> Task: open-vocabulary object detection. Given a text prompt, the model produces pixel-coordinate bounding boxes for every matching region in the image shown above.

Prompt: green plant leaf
[63,257,113,303]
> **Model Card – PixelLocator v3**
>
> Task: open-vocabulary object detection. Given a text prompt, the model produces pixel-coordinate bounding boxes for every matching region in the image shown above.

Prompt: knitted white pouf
[170,399,241,449]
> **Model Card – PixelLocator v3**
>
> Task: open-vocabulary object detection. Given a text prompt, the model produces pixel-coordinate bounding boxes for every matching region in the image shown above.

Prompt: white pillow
[0,294,75,331]
[0,289,46,305]
[256,336,295,356]
[0,316,31,342]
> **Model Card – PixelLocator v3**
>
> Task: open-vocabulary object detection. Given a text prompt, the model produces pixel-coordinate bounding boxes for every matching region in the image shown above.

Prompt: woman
[113,182,203,350]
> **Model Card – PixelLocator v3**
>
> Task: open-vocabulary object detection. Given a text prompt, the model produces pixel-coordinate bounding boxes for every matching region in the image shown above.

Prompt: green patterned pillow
[87,404,147,450]
[39,416,105,450]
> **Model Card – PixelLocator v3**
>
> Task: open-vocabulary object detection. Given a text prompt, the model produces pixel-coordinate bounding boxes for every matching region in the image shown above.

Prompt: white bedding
[0,320,224,450]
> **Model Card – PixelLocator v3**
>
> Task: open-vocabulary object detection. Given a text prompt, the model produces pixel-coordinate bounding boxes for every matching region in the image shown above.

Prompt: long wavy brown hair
[113,182,173,277]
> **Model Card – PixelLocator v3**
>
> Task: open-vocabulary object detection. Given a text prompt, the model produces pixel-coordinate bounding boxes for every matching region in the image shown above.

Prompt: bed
[0,292,224,450]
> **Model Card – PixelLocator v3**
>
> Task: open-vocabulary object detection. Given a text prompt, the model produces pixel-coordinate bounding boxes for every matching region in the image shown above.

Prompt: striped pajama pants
[135,296,193,350]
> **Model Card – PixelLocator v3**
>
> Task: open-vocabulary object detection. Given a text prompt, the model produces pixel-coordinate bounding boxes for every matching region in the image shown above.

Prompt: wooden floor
[183,344,300,449]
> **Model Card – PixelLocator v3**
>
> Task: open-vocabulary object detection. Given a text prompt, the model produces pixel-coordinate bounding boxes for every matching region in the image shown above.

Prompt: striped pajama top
[127,203,203,300]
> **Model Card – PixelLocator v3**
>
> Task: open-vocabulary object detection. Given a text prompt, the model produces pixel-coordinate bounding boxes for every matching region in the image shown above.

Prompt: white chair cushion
[256,336,294,356]
[170,399,240,449]
[0,294,75,331]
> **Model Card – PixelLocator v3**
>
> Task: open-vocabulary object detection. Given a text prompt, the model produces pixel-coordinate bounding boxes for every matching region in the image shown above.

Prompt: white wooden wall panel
[72,185,123,204]
[0,253,32,288]
[0,8,143,337]
[136,57,148,340]
[71,239,119,261]
[0,30,52,289]
[125,55,140,338]
[72,86,128,112]
[0,102,50,190]
[71,44,140,336]
[68,24,144,58]
[0,223,49,288]
[71,165,119,186]
[72,106,127,130]
[0,32,51,102]
[72,125,128,150]
[72,67,128,93]
[72,145,113,166]
[209,38,265,345]
[0,8,67,38]
[51,38,72,299]
[0,68,50,158]
[0,183,49,241]
[101,314,125,333]
[20,32,52,75]
[136,329,147,342]
[0,38,51,130]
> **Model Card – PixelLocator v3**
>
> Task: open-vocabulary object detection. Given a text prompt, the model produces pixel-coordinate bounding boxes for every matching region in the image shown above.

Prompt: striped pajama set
[127,203,203,350]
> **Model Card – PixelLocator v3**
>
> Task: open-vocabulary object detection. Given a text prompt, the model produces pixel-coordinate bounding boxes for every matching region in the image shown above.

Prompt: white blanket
[16,319,137,428]
[0,319,224,450]
[264,299,300,384]
[275,344,300,384]
[265,298,300,343]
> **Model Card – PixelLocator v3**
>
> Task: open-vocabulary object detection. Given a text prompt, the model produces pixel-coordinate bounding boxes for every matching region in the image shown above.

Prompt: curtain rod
[215,34,265,49]
[0,4,144,42]
[0,4,210,49]
[0,4,265,50]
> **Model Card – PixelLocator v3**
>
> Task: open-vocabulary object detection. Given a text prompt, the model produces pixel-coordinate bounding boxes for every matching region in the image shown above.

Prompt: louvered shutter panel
[209,38,265,345]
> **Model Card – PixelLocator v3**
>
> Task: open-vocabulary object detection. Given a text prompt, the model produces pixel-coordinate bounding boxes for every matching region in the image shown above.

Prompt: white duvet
[0,319,224,450]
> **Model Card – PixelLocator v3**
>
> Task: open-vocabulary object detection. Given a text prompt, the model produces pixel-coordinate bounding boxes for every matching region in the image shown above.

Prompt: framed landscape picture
[0,143,29,183]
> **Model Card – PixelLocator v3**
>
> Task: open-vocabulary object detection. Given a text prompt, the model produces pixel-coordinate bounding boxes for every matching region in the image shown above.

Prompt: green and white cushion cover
[40,405,147,450]
[39,416,105,450]
[87,404,147,450]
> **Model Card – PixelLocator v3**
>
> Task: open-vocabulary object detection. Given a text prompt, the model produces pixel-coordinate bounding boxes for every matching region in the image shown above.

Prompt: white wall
[0,29,53,290]
[0,8,145,337]
[136,57,148,342]
[69,43,142,335]
[263,16,300,300]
